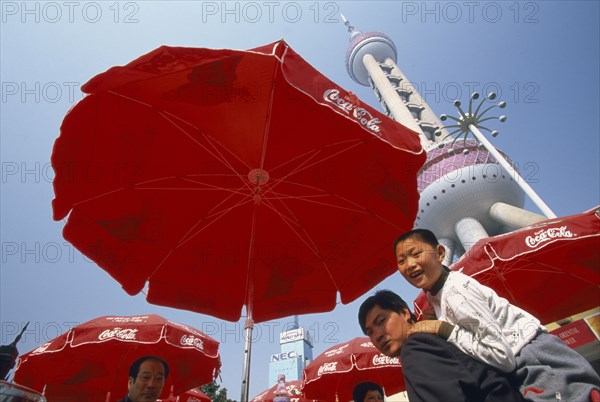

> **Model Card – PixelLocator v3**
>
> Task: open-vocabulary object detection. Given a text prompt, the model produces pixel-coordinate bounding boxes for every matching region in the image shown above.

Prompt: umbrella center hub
[248,168,269,205]
[248,168,270,186]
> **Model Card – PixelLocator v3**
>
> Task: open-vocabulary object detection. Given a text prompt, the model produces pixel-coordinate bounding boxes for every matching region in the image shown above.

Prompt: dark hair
[358,290,417,334]
[352,381,384,402]
[393,229,439,254]
[129,355,170,380]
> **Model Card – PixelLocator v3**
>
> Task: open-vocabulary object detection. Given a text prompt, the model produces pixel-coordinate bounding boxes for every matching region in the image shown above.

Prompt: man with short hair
[359,290,525,402]
[352,381,384,402]
[118,355,170,402]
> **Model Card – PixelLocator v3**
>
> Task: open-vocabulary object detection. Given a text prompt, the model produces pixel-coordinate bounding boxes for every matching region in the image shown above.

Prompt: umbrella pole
[242,209,260,402]
[240,279,255,402]
[240,317,254,402]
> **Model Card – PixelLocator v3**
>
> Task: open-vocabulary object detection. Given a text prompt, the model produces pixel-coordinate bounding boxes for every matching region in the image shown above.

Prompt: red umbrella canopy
[159,386,211,402]
[13,314,221,402]
[302,337,404,401]
[178,388,211,402]
[51,40,425,323]
[251,379,321,402]
[414,207,600,324]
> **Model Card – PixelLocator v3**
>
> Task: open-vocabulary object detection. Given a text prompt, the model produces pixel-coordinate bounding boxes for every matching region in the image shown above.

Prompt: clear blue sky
[1,1,599,400]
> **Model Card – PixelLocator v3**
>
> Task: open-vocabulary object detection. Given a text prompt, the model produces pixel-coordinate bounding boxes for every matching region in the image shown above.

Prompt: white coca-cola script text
[99,328,138,340]
[372,354,401,366]
[525,226,574,248]
[317,361,338,376]
[181,334,204,350]
[323,89,382,134]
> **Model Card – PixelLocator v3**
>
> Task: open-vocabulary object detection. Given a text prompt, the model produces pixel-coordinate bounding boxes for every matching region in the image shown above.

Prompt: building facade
[267,325,314,386]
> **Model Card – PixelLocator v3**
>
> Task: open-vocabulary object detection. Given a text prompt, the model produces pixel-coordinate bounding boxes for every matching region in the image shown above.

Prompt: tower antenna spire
[340,14,355,33]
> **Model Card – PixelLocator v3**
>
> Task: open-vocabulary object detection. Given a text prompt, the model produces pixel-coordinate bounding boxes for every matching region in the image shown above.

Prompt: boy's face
[364,304,412,357]
[396,236,445,290]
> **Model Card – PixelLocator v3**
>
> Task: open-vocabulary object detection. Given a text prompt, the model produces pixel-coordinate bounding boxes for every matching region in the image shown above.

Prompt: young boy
[395,229,600,401]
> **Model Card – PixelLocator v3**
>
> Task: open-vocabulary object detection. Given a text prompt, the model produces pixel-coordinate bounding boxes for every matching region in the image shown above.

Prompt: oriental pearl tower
[341,16,555,262]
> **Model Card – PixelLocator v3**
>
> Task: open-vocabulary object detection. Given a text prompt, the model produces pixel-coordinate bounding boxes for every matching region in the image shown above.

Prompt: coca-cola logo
[181,334,204,351]
[525,226,574,248]
[98,328,138,341]
[323,89,382,134]
[317,361,338,376]
[372,354,400,366]
[324,343,348,357]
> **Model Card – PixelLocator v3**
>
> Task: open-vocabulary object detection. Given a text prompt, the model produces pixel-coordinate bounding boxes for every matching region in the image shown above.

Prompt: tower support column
[489,202,547,229]
[468,123,556,219]
[438,237,455,266]
[455,217,489,253]
[385,58,448,142]
[362,53,429,147]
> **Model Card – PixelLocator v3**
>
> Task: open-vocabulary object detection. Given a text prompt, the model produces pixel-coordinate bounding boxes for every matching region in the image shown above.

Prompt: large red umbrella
[251,379,320,402]
[302,337,404,402]
[50,40,425,400]
[413,207,600,324]
[159,386,211,402]
[13,314,221,402]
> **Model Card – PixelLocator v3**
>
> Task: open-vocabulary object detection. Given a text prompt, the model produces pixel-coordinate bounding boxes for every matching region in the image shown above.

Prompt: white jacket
[428,271,544,372]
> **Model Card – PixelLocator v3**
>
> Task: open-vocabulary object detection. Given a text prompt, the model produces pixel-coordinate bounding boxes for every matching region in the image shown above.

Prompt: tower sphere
[345,31,397,86]
[416,141,524,245]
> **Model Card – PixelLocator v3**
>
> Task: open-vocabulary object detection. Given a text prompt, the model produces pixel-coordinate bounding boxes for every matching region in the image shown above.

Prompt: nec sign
[270,351,298,362]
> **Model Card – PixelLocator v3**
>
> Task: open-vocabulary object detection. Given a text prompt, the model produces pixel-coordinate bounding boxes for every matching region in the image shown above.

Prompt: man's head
[127,355,170,402]
[394,229,445,291]
[358,290,416,357]
[352,381,384,402]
